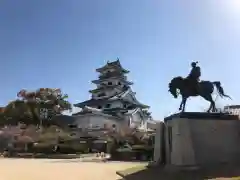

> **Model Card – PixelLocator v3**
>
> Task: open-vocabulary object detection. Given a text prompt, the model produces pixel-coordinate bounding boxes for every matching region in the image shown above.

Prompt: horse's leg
[211,96,216,112]
[207,102,212,113]
[179,98,183,111]
[202,94,215,112]
[182,97,187,112]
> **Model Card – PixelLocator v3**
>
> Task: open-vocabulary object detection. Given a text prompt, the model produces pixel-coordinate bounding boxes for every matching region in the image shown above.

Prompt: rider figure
[187,61,201,91]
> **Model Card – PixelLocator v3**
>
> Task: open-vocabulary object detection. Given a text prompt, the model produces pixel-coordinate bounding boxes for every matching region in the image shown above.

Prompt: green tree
[3,88,72,126]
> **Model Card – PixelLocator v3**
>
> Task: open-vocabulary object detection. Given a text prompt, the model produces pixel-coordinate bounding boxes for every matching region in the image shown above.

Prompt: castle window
[108,82,112,85]
[105,104,111,108]
[97,106,102,109]
[123,104,127,108]
[118,82,121,85]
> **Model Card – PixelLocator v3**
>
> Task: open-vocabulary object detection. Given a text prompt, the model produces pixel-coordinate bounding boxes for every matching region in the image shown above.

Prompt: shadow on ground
[4,153,81,159]
[117,163,240,180]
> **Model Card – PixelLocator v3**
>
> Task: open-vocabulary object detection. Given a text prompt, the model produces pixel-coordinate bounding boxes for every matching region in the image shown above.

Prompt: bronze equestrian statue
[168,61,231,112]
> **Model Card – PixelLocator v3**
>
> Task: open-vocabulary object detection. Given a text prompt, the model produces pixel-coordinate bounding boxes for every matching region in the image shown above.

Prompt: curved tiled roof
[109,88,130,100]
[74,98,110,108]
[125,108,139,115]
[96,60,129,73]
[75,87,149,109]
[98,71,125,79]
[89,85,120,93]
[74,88,129,107]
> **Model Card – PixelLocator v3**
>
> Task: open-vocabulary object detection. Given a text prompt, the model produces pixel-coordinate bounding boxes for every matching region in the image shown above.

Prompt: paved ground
[0,158,143,180]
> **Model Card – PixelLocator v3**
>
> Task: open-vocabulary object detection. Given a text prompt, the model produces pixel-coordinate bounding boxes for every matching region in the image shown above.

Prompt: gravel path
[0,158,143,180]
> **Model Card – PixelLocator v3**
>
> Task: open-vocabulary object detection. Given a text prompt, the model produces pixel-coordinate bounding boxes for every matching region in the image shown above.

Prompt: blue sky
[1,0,240,120]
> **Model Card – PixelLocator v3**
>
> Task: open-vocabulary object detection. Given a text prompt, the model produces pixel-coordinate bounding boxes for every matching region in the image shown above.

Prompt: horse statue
[168,76,231,112]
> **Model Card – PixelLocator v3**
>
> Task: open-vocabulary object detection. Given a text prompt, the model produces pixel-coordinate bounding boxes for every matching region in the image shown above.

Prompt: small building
[50,115,76,129]
[73,60,153,131]
[224,105,240,117]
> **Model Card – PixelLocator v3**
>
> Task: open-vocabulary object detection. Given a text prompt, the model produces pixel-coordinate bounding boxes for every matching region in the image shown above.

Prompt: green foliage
[2,100,33,125]
[38,125,71,142]
[1,88,72,126]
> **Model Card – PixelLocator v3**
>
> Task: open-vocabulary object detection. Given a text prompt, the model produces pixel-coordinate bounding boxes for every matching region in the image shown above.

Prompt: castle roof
[74,98,110,107]
[96,60,129,73]
[72,106,143,118]
[102,107,141,117]
[89,85,120,93]
[124,108,139,115]
[98,71,125,80]
[89,84,130,93]
[72,106,122,119]
[109,89,149,108]
[74,89,149,109]
[73,98,148,109]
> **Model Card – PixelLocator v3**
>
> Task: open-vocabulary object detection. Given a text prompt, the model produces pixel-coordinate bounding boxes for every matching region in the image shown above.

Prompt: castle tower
[90,59,133,106]
[73,59,151,130]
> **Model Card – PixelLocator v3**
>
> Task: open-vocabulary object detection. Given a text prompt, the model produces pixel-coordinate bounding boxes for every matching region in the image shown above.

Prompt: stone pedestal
[153,121,165,164]
[164,112,240,166]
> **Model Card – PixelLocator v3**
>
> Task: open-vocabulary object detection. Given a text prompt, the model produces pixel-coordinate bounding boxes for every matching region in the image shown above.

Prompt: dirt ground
[0,158,143,180]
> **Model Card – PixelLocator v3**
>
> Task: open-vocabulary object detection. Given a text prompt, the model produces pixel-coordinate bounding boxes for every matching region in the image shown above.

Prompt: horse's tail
[213,81,232,100]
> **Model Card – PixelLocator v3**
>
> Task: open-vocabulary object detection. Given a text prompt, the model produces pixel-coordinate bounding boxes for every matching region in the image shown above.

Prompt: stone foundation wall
[164,113,240,166]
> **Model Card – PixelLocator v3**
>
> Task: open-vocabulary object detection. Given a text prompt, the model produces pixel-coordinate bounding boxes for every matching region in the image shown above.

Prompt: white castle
[72,59,156,131]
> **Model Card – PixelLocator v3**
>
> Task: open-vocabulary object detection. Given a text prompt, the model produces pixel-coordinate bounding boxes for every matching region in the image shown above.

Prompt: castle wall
[90,100,123,109]
[96,79,125,87]
[108,100,123,108]
[74,114,126,131]
[101,67,116,74]
[92,88,121,99]
[129,112,143,128]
